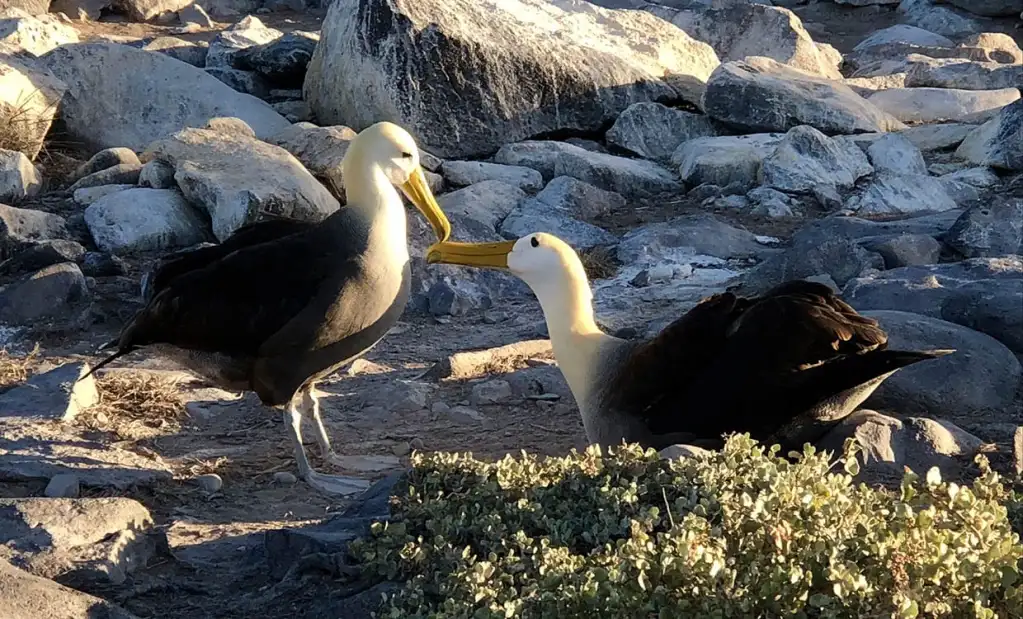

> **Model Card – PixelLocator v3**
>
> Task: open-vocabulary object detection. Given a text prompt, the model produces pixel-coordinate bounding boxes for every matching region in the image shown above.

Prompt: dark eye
[530,237,539,248]
[400,151,413,159]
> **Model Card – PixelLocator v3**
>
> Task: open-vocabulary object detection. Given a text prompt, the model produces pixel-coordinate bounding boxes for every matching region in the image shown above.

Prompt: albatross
[84,122,452,495]
[424,232,953,452]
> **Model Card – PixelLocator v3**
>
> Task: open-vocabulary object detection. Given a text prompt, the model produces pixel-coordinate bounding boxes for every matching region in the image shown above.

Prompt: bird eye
[530,237,539,248]
[400,151,413,159]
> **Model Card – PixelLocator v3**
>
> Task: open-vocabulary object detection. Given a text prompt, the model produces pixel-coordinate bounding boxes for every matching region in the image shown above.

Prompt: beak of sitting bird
[400,166,452,243]
[425,239,517,269]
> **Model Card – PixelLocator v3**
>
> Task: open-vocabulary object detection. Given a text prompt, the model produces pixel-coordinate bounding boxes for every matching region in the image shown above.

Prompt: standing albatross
[84,122,452,495]
[424,233,953,452]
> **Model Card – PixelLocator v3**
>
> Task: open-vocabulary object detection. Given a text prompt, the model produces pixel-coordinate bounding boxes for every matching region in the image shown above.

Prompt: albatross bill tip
[400,166,451,243]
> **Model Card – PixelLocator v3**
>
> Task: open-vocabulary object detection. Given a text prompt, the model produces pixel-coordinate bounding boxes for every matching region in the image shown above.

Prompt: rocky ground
[1,0,1023,617]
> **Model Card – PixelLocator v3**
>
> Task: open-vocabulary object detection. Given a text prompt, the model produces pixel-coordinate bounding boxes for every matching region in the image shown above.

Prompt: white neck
[344,164,409,262]
[527,270,614,416]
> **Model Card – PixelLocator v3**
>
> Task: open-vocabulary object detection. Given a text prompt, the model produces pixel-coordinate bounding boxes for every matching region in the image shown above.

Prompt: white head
[426,232,597,329]
[341,121,451,242]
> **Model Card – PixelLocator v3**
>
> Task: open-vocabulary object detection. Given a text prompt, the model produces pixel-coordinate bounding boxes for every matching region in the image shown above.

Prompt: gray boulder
[441,161,543,193]
[0,263,89,326]
[84,188,211,255]
[905,57,1023,91]
[866,133,927,175]
[867,86,1020,123]
[234,31,318,85]
[0,204,68,260]
[852,24,954,51]
[656,3,842,78]
[605,102,719,164]
[817,410,985,483]
[304,0,720,159]
[955,99,1023,171]
[499,177,620,249]
[39,42,289,153]
[944,199,1023,258]
[0,150,39,204]
[897,123,974,151]
[850,172,959,216]
[860,234,942,268]
[863,309,1021,420]
[703,57,905,135]
[672,133,783,187]
[0,559,140,619]
[143,126,339,241]
[0,53,65,161]
[494,140,681,199]
[898,0,980,37]
[759,125,873,195]
[944,0,1023,17]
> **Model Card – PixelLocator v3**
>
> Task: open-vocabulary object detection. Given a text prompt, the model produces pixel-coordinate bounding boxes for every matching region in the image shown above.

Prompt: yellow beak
[400,166,451,242]
[425,240,516,269]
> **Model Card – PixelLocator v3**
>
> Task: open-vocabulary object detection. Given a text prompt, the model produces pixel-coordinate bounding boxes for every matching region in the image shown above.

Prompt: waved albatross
[84,122,452,495]
[425,233,953,452]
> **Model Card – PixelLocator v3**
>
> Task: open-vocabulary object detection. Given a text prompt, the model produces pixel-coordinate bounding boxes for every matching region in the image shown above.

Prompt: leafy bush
[352,435,1023,618]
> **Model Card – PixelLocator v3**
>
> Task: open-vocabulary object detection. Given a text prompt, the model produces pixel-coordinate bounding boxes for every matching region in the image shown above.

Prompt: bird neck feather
[529,268,612,414]
[343,157,408,257]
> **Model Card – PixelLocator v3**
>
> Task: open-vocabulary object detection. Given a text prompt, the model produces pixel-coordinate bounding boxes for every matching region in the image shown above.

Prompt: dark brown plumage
[598,280,951,451]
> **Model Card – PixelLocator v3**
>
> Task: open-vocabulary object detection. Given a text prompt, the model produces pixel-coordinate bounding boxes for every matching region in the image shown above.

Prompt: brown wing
[607,280,895,444]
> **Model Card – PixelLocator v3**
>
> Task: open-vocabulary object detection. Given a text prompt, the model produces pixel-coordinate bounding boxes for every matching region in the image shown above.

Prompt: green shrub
[351,435,1023,618]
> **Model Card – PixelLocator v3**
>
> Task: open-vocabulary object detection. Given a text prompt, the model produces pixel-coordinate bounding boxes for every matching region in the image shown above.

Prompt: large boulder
[905,57,1023,91]
[303,0,720,159]
[39,43,289,154]
[0,12,78,56]
[84,188,211,255]
[143,126,339,241]
[703,57,904,135]
[604,102,719,164]
[866,86,1019,123]
[862,310,1021,422]
[653,3,841,78]
[759,125,873,195]
[0,559,140,619]
[955,99,1023,171]
[944,0,1023,17]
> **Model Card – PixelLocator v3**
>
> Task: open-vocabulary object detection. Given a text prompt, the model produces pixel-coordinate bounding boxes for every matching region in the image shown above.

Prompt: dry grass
[578,245,620,280]
[0,91,55,159]
[0,344,39,391]
[78,371,187,441]
[35,149,86,191]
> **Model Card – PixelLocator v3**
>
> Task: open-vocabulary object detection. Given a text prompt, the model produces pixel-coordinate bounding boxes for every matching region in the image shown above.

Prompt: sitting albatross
[84,122,452,495]
[424,233,953,452]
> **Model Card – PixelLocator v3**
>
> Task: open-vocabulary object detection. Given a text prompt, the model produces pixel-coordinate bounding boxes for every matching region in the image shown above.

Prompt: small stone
[68,163,142,193]
[658,444,713,461]
[430,402,450,414]
[0,149,42,203]
[138,160,176,189]
[44,474,80,498]
[482,309,511,324]
[73,184,133,206]
[195,473,222,493]
[470,379,513,405]
[0,362,97,422]
[410,437,426,450]
[441,161,544,192]
[272,471,297,486]
[448,405,485,423]
[80,252,127,277]
[391,442,411,457]
[70,147,140,184]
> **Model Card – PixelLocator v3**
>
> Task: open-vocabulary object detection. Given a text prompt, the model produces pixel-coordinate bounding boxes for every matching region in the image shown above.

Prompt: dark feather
[97,208,408,405]
[143,219,315,301]
[601,280,950,451]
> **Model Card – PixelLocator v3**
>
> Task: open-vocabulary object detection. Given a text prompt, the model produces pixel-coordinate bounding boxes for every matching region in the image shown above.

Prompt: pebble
[410,437,427,451]
[43,473,80,498]
[273,472,298,486]
[448,405,486,423]
[391,442,412,457]
[431,401,451,414]
[195,473,223,493]
[470,379,513,405]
